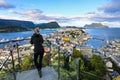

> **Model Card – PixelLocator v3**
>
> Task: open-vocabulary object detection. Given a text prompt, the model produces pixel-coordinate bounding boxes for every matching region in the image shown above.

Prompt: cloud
[87,12,120,22]
[0,0,15,9]
[7,7,120,27]
[98,0,120,14]
[86,0,120,23]
[9,9,84,23]
[8,9,119,27]
[0,14,26,21]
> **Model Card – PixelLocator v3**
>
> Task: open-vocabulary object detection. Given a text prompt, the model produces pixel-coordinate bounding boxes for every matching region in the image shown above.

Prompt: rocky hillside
[36,22,60,29]
[84,23,108,28]
[0,19,60,32]
[0,19,35,28]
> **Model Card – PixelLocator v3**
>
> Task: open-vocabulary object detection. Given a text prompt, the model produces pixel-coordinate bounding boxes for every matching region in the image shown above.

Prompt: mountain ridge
[0,19,35,28]
[36,22,60,29]
[0,19,60,32]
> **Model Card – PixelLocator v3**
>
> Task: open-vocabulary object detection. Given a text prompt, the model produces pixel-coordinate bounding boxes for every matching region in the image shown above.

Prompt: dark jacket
[30,33,44,53]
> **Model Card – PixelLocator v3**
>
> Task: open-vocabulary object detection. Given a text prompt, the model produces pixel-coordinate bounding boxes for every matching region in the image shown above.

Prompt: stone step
[16,66,58,80]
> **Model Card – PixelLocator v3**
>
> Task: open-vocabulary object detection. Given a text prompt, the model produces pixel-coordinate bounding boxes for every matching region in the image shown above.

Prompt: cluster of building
[98,40,120,79]
[45,28,92,54]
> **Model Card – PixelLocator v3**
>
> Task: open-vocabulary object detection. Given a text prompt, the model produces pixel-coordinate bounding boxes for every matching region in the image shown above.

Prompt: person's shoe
[38,70,42,78]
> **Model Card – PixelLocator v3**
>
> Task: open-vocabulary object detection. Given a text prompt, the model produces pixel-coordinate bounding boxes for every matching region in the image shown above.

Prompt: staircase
[16,66,58,80]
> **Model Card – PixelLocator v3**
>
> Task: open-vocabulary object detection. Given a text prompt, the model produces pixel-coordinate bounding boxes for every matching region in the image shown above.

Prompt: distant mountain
[0,19,35,28]
[84,23,109,28]
[0,19,60,32]
[36,22,60,29]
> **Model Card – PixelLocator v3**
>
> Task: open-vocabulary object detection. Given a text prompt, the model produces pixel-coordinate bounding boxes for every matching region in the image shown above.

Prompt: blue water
[85,28,120,49]
[0,30,57,39]
[0,28,120,49]
[0,29,57,48]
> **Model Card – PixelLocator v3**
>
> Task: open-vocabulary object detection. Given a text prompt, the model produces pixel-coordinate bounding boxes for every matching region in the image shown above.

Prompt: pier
[92,37,105,41]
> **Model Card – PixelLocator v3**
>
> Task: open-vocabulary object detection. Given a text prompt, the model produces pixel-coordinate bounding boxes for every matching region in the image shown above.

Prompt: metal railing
[0,39,106,80]
[0,54,11,71]
[55,43,105,80]
[0,44,16,80]
[76,58,104,80]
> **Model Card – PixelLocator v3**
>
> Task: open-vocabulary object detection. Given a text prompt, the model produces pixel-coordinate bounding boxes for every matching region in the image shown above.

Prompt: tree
[73,49,83,59]
[90,55,107,76]
[80,59,86,71]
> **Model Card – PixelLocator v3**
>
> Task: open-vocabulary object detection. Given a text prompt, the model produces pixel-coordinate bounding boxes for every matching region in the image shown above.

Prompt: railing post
[49,40,52,66]
[63,53,70,70]
[10,50,16,80]
[58,44,60,80]
[76,58,81,80]
[47,40,52,66]
[56,31,60,80]
[16,43,21,71]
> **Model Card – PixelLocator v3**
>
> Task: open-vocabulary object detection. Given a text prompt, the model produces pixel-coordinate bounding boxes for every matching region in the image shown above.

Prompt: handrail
[81,71,103,79]
[0,39,105,80]
[46,40,105,80]
[76,58,104,80]
[0,53,11,71]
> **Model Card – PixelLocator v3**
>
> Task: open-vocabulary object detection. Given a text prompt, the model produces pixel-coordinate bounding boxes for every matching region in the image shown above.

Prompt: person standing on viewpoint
[30,28,44,78]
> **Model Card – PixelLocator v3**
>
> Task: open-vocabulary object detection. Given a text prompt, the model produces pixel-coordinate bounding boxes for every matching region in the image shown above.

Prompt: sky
[0,0,120,27]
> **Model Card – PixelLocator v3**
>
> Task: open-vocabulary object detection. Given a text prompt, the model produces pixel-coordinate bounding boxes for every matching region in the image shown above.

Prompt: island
[84,23,109,28]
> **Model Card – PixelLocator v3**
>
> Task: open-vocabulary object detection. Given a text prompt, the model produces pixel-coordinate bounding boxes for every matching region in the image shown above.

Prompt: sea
[0,28,120,49]
[0,29,57,48]
[85,28,120,49]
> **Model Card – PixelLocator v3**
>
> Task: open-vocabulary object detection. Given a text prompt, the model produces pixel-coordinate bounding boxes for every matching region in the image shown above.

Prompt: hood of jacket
[33,33,40,37]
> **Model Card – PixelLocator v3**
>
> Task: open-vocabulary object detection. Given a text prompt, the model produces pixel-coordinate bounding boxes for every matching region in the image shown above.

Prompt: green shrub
[90,55,107,76]
[42,54,51,66]
[21,56,34,70]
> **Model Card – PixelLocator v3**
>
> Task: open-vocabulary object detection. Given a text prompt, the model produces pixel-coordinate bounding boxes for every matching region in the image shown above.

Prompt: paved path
[16,66,58,80]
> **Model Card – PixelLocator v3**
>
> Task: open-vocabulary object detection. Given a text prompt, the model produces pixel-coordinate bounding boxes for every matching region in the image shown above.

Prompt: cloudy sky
[0,0,120,27]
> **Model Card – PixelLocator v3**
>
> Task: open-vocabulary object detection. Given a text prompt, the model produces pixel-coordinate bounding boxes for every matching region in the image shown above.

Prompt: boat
[0,39,10,44]
[24,37,31,40]
[11,37,24,42]
[83,36,92,41]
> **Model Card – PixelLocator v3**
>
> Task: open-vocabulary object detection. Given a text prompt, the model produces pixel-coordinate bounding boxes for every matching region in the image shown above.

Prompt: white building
[111,55,120,67]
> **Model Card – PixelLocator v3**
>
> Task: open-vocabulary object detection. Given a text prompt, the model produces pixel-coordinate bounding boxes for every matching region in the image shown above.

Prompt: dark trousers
[34,51,44,71]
